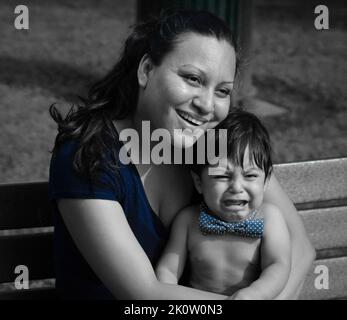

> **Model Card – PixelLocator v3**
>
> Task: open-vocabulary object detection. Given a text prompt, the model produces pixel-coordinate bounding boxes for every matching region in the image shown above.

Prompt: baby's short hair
[191,109,273,179]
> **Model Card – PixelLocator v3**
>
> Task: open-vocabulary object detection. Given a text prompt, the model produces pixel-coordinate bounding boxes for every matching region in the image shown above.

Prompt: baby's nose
[228,179,243,193]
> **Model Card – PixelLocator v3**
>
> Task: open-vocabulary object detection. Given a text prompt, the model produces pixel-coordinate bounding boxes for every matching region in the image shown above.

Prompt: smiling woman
[48,9,314,300]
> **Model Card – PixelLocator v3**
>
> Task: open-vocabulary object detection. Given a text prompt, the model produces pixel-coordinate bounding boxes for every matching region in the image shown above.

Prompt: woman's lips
[176,109,208,127]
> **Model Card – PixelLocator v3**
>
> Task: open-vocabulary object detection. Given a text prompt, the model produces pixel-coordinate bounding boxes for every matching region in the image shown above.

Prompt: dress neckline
[130,161,168,231]
[112,123,168,232]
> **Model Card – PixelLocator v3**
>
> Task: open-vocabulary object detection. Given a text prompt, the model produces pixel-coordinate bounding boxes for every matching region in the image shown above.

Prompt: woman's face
[136,32,236,149]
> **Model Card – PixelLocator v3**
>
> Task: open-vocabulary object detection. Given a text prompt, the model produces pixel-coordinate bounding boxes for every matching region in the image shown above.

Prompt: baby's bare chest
[188,222,262,275]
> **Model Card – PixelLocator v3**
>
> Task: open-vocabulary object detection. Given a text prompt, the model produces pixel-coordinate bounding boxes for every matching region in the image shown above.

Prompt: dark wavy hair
[50,10,238,181]
[191,109,273,180]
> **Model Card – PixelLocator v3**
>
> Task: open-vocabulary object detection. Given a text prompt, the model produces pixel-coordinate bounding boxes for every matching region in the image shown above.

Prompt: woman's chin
[172,134,199,151]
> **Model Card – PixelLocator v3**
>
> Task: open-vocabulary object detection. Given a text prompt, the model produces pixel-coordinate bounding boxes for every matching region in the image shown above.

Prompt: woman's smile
[175,109,209,127]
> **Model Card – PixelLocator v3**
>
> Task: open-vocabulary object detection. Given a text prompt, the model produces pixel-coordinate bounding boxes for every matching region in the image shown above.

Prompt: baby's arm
[155,208,193,284]
[232,204,291,300]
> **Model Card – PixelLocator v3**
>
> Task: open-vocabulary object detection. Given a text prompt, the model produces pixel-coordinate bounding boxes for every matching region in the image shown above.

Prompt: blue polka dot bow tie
[199,203,264,238]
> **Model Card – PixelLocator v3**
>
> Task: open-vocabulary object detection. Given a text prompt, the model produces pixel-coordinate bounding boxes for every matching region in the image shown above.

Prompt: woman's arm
[264,174,316,300]
[58,198,227,300]
[232,204,291,300]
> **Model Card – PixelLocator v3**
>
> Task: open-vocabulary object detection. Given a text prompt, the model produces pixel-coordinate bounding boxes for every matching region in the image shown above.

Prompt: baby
[155,110,291,300]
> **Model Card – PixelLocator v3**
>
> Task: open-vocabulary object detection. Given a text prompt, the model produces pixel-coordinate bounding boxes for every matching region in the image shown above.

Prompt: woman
[49,10,315,299]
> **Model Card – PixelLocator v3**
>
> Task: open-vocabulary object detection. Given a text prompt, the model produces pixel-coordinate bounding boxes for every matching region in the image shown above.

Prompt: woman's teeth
[177,110,204,126]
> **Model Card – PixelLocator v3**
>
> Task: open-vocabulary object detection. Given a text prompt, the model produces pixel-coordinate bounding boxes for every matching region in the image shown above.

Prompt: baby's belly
[188,234,261,295]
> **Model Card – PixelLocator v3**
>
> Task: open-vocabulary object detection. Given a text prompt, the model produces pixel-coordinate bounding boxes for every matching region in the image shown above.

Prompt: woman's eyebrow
[221,81,234,84]
[181,64,234,83]
[181,64,204,73]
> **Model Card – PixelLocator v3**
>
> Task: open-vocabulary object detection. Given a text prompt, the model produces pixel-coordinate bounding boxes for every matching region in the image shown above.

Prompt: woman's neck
[113,117,155,177]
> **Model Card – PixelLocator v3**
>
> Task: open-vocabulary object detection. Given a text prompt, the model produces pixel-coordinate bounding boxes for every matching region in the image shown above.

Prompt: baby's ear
[264,174,271,191]
[190,170,202,194]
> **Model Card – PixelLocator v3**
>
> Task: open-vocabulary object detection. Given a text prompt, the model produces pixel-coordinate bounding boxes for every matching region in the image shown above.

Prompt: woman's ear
[137,54,154,88]
[191,170,203,194]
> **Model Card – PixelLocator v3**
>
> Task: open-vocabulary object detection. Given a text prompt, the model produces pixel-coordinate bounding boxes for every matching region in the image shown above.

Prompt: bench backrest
[0,182,55,299]
[274,158,347,300]
[0,157,346,299]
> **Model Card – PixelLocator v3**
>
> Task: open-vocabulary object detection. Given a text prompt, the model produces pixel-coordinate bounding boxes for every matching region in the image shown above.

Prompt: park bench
[0,157,346,300]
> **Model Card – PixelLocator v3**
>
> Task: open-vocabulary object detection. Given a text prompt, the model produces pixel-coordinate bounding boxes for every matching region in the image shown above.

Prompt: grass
[0,0,346,183]
[254,2,347,163]
[0,0,136,183]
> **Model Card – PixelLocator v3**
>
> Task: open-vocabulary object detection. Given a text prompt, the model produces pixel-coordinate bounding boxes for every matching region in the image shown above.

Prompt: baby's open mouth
[223,199,248,207]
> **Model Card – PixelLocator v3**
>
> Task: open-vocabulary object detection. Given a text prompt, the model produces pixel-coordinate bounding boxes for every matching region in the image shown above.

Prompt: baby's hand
[229,289,263,300]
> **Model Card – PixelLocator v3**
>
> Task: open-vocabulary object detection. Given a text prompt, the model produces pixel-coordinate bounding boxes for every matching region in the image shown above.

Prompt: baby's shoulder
[173,204,200,227]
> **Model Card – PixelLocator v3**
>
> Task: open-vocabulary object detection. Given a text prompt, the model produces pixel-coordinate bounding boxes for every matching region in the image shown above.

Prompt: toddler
[155,110,291,300]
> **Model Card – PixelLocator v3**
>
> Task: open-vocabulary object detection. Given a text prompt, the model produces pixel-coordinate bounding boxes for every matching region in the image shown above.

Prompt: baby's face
[194,149,267,222]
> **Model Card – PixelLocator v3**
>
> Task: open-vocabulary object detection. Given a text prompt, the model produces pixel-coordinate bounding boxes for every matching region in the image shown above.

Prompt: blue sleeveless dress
[49,140,168,299]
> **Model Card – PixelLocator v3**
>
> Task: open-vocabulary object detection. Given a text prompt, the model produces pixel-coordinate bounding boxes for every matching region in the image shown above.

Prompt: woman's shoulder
[50,137,126,175]
[49,138,126,202]
[49,139,79,179]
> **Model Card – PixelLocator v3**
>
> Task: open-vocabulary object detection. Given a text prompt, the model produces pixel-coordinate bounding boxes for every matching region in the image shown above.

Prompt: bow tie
[199,204,264,238]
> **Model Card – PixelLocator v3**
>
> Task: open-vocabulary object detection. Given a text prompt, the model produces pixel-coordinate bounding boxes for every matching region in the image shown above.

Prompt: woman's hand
[58,198,227,300]
[264,174,316,299]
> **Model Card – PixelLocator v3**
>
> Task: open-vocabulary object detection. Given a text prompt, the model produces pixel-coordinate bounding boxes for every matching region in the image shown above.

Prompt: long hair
[50,10,238,181]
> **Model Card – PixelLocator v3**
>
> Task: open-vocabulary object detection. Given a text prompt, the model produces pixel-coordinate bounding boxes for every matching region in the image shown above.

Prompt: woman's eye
[184,74,201,85]
[216,88,231,98]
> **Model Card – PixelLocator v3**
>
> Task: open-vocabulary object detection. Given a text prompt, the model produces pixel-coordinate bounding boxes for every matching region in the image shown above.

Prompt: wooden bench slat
[274,158,347,204]
[0,181,53,230]
[300,206,347,252]
[300,256,347,300]
[0,233,54,283]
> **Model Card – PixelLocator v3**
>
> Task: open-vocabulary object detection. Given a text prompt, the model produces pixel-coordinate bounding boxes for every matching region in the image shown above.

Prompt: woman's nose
[192,90,214,115]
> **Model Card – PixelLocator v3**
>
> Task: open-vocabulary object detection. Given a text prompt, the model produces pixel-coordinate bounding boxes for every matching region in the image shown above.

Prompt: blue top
[49,139,169,299]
